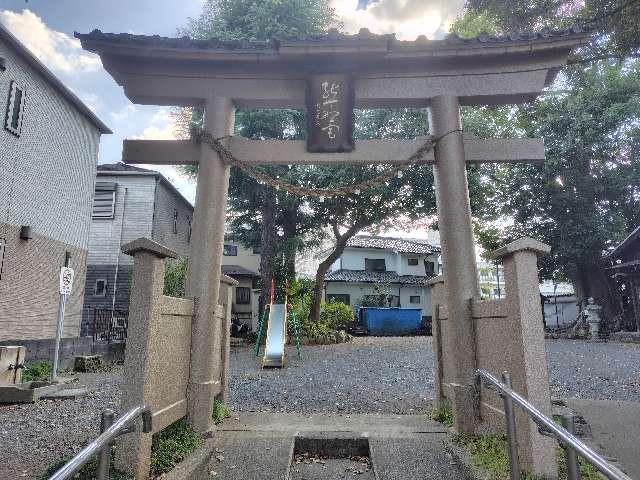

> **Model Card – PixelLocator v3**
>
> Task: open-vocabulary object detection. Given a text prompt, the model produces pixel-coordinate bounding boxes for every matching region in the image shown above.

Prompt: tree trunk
[259,188,277,313]
[309,223,368,323]
[571,261,620,331]
[282,204,298,280]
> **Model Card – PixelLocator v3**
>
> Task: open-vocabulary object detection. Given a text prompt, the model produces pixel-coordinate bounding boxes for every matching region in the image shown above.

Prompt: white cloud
[332,0,465,40]
[0,9,102,73]
[110,104,137,121]
[131,109,195,203]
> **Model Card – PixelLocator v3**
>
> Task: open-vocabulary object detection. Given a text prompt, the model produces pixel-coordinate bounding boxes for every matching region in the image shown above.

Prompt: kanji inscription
[306,73,355,153]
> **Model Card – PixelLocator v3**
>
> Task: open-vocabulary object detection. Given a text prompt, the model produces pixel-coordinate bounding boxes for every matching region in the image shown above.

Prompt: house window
[94,279,107,298]
[407,258,419,266]
[5,80,25,136]
[187,217,192,243]
[224,244,238,256]
[410,296,421,304]
[236,286,251,305]
[327,294,350,305]
[424,261,435,275]
[173,210,178,234]
[92,182,116,219]
[365,258,386,272]
[0,238,5,280]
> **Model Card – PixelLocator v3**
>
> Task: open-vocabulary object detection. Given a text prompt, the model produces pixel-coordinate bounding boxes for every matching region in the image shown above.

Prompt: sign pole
[52,253,74,381]
[52,294,67,380]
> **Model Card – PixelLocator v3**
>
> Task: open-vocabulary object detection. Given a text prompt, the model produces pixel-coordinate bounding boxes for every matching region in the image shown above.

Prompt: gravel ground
[229,336,435,414]
[0,367,122,480]
[2,337,640,479]
[547,339,640,402]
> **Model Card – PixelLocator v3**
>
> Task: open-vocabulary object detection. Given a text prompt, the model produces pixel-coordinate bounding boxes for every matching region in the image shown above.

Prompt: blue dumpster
[358,307,422,336]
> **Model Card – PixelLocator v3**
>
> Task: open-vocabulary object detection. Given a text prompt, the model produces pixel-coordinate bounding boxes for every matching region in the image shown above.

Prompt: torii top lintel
[75,27,589,109]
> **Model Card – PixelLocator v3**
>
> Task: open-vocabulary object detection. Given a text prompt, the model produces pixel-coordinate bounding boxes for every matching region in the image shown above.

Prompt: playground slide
[262,303,287,367]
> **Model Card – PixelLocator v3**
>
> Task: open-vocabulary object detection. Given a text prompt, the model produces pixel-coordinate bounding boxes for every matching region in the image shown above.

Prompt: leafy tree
[465,0,640,61]
[479,62,640,323]
[458,4,640,326]
[178,0,338,308]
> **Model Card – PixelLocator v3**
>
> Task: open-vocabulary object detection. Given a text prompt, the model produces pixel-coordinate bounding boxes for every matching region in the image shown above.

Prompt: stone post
[489,238,556,478]
[429,95,480,433]
[427,276,446,407]
[116,238,178,479]
[218,274,238,403]
[186,97,235,432]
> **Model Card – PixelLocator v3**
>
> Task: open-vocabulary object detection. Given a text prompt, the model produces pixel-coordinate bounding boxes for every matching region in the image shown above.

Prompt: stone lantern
[584,297,603,338]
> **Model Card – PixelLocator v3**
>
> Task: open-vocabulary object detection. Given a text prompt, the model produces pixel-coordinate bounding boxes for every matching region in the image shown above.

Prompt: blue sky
[0,0,464,203]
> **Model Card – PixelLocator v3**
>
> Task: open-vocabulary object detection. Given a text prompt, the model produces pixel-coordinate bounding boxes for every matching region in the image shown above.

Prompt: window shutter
[93,182,116,219]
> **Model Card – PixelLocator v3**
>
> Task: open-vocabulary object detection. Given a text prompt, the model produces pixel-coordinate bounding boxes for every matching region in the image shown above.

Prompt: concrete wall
[0,36,101,341]
[325,281,432,318]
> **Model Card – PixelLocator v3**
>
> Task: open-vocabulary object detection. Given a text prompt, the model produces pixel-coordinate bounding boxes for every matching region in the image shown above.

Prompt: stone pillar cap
[220,274,239,286]
[122,237,179,259]
[426,275,445,286]
[488,237,551,260]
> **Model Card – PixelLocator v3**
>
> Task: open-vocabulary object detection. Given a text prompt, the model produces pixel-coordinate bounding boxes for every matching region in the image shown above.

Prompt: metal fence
[475,369,632,480]
[92,308,128,343]
[48,405,152,480]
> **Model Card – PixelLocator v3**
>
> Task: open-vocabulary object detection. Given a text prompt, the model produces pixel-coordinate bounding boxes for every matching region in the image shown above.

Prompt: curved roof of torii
[75,26,590,109]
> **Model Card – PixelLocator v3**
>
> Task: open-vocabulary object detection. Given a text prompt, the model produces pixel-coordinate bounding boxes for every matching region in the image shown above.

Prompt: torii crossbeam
[78,26,589,480]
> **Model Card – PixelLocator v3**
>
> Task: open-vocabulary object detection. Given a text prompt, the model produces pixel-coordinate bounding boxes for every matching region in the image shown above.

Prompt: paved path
[566,399,640,479]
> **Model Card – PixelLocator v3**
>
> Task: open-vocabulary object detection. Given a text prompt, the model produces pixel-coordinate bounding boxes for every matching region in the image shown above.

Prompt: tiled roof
[75,25,589,55]
[325,269,433,285]
[346,235,440,255]
[608,225,640,258]
[98,163,154,173]
[222,265,259,277]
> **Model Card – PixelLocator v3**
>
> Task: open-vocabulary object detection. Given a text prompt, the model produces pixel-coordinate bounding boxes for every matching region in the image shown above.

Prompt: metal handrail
[475,369,632,480]
[49,405,152,480]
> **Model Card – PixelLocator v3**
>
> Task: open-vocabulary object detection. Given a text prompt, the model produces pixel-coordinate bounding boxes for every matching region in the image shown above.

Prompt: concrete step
[208,431,293,480]
[207,413,466,480]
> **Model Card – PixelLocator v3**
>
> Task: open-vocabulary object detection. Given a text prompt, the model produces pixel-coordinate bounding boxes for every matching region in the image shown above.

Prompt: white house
[221,237,261,330]
[324,235,441,321]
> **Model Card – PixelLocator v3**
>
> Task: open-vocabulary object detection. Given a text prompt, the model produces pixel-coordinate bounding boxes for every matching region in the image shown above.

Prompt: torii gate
[78,24,587,452]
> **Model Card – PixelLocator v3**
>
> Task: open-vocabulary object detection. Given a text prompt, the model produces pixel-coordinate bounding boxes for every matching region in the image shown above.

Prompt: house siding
[0,36,102,341]
[82,173,194,334]
[325,281,432,318]
[151,180,192,257]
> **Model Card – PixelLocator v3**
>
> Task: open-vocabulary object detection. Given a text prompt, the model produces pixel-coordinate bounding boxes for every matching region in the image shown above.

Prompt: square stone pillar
[489,238,557,478]
[427,276,446,407]
[429,95,480,433]
[186,97,235,432]
[218,274,238,403]
[116,238,178,479]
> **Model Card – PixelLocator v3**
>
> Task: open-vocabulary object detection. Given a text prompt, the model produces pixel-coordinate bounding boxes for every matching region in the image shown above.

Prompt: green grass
[22,361,53,382]
[453,433,605,480]
[212,399,231,425]
[150,419,203,476]
[39,451,131,480]
[430,402,454,428]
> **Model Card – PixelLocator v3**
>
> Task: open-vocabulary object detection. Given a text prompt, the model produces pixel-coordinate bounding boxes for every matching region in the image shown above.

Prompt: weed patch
[212,399,231,425]
[150,419,202,477]
[22,361,53,382]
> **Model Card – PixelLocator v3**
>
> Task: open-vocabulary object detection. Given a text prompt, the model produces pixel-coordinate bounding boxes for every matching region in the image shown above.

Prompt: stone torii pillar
[185,97,235,432]
[430,95,480,433]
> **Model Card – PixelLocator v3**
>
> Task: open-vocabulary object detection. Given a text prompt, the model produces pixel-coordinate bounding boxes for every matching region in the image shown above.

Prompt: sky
[0,0,466,204]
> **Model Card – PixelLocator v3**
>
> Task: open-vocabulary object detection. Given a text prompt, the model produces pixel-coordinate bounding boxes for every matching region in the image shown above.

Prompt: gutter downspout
[111,187,128,321]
